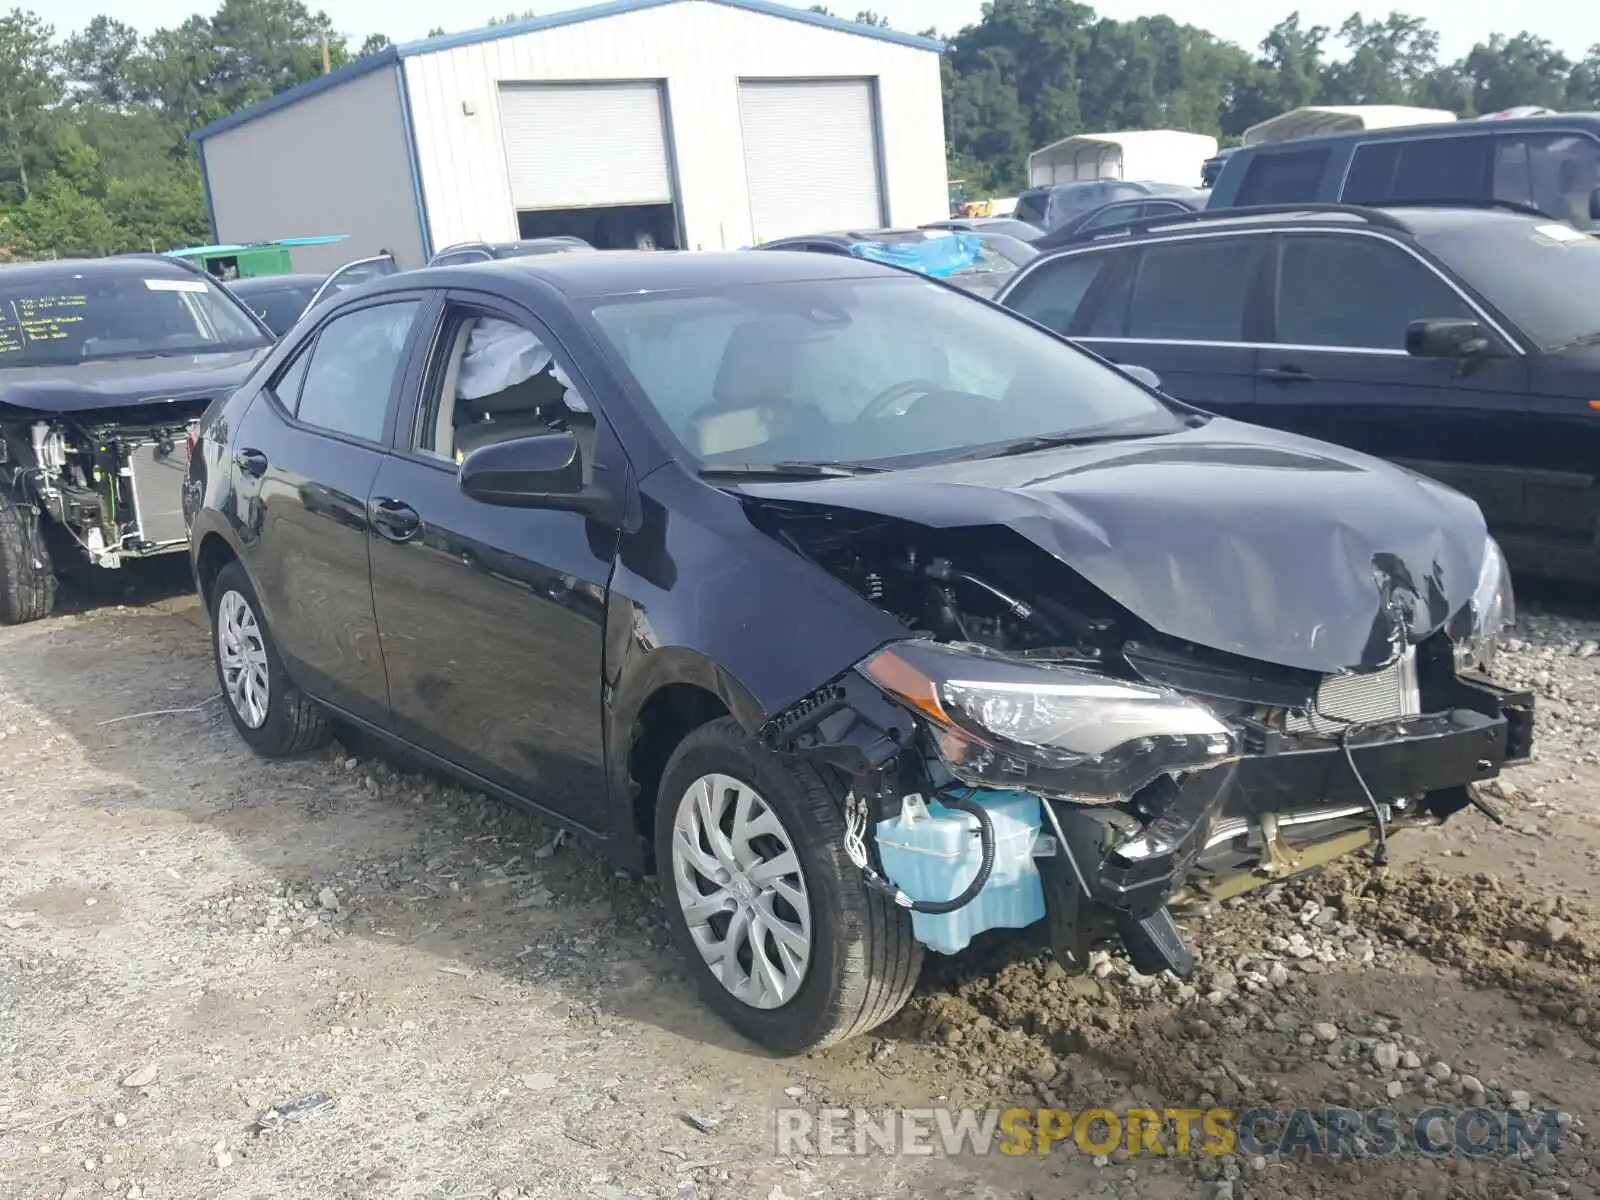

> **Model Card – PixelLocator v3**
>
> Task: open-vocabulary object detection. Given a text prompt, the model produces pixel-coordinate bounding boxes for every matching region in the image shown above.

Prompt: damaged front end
[1,406,202,568]
[759,513,1533,980]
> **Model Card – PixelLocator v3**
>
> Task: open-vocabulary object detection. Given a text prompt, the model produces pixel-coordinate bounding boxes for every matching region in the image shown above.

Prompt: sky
[38,0,1600,64]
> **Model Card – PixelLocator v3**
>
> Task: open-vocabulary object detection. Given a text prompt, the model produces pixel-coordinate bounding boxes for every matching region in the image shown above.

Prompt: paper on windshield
[145,278,210,292]
[1532,223,1591,246]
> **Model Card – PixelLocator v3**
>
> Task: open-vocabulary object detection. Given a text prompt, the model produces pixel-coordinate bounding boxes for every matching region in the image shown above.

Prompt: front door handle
[1258,365,1316,383]
[234,448,269,478]
[370,497,421,542]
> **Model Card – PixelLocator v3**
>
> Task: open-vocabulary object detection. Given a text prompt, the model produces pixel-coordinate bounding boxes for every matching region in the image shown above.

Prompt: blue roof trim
[190,0,943,141]
[190,46,401,141]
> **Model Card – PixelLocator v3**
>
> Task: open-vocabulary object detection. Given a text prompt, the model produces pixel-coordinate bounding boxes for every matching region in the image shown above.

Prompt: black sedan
[1032,189,1206,251]
[184,250,1532,1054]
[228,272,326,336]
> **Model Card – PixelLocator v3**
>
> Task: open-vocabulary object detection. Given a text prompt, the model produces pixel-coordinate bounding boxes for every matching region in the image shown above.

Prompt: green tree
[358,31,392,56]
[0,8,60,203]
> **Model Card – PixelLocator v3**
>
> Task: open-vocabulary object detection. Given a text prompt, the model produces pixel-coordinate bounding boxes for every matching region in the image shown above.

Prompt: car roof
[227,272,326,291]
[426,248,904,299]
[1040,201,1554,247]
[1236,112,1600,157]
[0,254,211,284]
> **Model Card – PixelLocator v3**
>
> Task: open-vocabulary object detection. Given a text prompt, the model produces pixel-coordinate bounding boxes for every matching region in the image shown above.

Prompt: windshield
[0,267,269,366]
[971,232,1039,268]
[1420,220,1600,350]
[588,274,1182,470]
[236,283,317,336]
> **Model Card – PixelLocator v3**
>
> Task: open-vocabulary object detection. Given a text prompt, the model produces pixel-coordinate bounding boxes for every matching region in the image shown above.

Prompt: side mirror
[459,430,587,509]
[1118,363,1162,390]
[1406,318,1489,360]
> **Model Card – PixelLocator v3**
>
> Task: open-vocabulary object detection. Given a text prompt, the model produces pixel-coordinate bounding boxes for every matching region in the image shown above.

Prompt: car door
[366,291,621,829]
[1252,230,1531,534]
[229,292,429,722]
[306,253,400,309]
[1067,233,1268,418]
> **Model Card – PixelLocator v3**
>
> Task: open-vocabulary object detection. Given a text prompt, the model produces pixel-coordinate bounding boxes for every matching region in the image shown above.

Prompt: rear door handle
[1258,365,1316,383]
[234,448,268,478]
[370,497,421,542]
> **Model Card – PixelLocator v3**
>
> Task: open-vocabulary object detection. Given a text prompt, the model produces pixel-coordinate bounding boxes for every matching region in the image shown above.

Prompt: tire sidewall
[209,562,297,752]
[655,723,858,1054]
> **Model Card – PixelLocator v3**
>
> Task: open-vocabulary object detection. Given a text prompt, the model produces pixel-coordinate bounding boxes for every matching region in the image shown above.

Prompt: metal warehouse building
[190,0,951,270]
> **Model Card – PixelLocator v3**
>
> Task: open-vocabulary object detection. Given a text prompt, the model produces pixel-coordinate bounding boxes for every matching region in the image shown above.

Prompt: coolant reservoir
[875,790,1048,955]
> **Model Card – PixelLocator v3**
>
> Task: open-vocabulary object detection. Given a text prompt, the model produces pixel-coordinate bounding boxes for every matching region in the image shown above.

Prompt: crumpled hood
[0,349,265,415]
[735,417,1490,675]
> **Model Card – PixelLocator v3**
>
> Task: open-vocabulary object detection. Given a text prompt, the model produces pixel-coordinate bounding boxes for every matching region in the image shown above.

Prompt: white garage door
[738,79,885,242]
[499,82,674,210]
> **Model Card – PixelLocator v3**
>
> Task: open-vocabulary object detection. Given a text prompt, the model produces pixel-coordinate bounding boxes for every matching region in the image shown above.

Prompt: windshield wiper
[697,460,885,480]
[957,426,1173,462]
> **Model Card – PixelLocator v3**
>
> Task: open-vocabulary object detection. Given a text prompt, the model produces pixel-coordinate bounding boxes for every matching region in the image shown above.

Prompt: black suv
[1207,113,1600,231]
[995,202,1600,585]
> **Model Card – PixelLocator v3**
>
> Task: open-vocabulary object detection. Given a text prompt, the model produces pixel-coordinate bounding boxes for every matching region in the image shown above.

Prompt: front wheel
[210,560,333,756]
[655,717,923,1054]
[0,502,57,625]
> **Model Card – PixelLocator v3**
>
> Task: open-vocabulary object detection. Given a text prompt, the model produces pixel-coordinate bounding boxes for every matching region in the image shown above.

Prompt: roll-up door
[738,79,885,242]
[498,82,673,210]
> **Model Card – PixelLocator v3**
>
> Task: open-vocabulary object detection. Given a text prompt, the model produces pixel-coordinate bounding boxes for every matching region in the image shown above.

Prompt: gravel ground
[4,564,1600,1200]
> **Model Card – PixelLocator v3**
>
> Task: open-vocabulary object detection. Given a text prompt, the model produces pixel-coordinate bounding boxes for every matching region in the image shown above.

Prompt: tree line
[1,0,1596,259]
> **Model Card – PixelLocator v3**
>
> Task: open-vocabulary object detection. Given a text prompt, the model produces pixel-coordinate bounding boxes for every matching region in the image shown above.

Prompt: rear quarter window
[1234,149,1332,206]
[1342,136,1493,204]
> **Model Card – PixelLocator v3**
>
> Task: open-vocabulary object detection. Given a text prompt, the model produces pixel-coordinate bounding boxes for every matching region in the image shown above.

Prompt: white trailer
[1027,130,1219,189]
[1242,105,1457,147]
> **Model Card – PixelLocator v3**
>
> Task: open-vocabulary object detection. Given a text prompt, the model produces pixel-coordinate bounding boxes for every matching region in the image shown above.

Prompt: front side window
[1492,133,1600,230]
[416,310,596,468]
[292,301,419,442]
[1121,237,1263,342]
[1234,149,1330,206]
[1274,234,1474,350]
[588,274,1184,470]
[1078,201,1144,234]
[0,268,270,367]
[1003,252,1117,334]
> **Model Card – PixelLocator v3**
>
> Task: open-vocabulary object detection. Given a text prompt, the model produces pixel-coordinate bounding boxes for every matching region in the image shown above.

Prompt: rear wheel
[656,717,922,1054]
[0,502,57,625]
[210,560,333,756]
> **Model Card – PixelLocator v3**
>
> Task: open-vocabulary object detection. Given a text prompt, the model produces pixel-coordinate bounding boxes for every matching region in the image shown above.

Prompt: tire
[0,502,57,625]
[655,716,922,1054]
[209,560,333,756]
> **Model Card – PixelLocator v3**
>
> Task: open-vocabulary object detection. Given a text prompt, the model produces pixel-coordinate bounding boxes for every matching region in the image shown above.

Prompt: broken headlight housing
[1452,536,1514,674]
[858,639,1239,803]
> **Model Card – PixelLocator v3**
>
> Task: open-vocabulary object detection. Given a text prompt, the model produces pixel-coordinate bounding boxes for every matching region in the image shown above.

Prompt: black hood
[734,418,1490,675]
[0,349,266,416]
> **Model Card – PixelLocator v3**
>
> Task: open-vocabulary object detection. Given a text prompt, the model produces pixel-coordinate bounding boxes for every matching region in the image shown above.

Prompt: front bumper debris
[1040,673,1534,976]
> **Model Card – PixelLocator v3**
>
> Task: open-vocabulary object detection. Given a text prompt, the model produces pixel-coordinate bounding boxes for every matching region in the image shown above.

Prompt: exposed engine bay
[749,498,1535,980]
[1,405,204,568]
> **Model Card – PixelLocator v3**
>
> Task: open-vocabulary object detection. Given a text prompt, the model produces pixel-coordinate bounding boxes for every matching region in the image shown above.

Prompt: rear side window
[1235,149,1330,205]
[293,301,419,442]
[1342,136,1493,204]
[1014,192,1049,225]
[1273,234,1475,350]
[1121,238,1263,342]
[1004,253,1115,334]
[1078,201,1144,233]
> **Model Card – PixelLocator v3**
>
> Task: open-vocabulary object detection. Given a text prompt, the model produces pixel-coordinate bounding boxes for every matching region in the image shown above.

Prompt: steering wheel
[858,378,947,420]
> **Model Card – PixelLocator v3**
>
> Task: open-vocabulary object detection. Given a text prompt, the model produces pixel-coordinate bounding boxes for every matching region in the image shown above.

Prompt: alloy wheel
[670,772,813,1009]
[217,589,270,729]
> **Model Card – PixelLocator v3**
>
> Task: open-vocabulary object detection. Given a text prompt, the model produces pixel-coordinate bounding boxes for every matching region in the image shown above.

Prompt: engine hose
[864,788,997,915]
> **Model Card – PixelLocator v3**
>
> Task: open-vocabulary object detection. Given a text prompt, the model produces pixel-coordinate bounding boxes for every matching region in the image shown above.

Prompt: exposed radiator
[1287,647,1421,737]
[126,436,193,549]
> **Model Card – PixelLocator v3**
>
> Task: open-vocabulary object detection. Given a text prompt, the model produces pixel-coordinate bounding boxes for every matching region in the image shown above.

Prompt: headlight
[858,639,1239,803]
[1454,536,1514,673]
